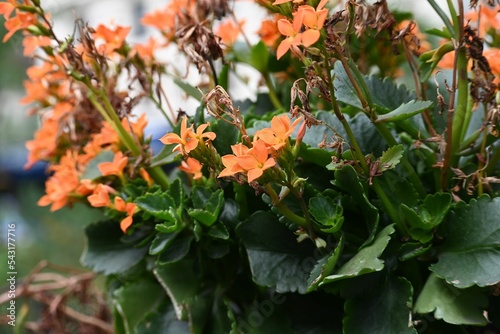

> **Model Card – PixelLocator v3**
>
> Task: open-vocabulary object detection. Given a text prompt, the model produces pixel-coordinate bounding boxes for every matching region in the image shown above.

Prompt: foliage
[2,0,500,333]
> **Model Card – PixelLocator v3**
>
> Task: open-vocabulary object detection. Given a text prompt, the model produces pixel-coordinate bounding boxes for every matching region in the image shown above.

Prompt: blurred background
[0,0,452,331]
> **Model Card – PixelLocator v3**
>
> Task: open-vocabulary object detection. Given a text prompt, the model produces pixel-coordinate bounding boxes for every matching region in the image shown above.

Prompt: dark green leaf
[307,236,343,292]
[236,211,316,294]
[154,259,201,320]
[150,144,180,167]
[414,273,488,325]
[135,191,176,222]
[375,100,433,123]
[168,178,184,208]
[334,61,414,111]
[189,187,224,226]
[158,234,194,264]
[136,302,190,334]
[402,193,452,243]
[430,196,500,288]
[207,223,230,239]
[113,276,166,334]
[81,220,148,275]
[309,196,344,233]
[211,118,240,156]
[343,276,416,334]
[332,165,379,245]
[321,225,395,285]
[398,242,432,261]
[149,232,179,255]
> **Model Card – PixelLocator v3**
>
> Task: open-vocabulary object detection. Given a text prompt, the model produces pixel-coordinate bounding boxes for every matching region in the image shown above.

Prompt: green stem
[323,57,369,173]
[146,166,170,189]
[263,72,283,110]
[372,178,409,235]
[333,44,372,112]
[289,184,316,240]
[265,184,307,228]
[88,91,170,189]
[427,0,456,39]
[450,42,469,165]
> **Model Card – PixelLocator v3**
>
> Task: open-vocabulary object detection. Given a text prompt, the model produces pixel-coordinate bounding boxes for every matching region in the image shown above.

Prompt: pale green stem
[264,72,283,110]
[265,184,307,228]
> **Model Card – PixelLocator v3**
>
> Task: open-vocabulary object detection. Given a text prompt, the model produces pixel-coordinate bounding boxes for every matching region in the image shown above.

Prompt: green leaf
[430,196,500,288]
[398,242,432,261]
[136,302,190,334]
[154,259,201,320]
[334,61,414,111]
[343,276,416,334]
[378,144,404,173]
[236,211,316,294]
[321,224,395,285]
[149,231,180,255]
[81,150,114,180]
[419,41,454,82]
[207,223,230,240]
[113,276,166,334]
[158,234,194,264]
[249,41,270,73]
[135,191,177,222]
[81,220,148,275]
[173,78,203,100]
[307,236,344,292]
[309,196,344,233]
[188,187,224,226]
[332,165,379,245]
[401,193,452,243]
[414,273,488,325]
[150,144,180,167]
[211,118,240,156]
[375,100,433,123]
[168,178,184,208]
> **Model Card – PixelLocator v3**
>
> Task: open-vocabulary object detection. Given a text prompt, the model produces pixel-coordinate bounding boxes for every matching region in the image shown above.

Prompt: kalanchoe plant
[2,0,500,332]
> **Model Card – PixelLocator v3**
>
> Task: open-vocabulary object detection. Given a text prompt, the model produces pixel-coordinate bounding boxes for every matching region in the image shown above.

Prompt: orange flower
[236,140,276,183]
[276,19,303,59]
[23,35,52,56]
[122,114,148,139]
[160,116,215,154]
[218,143,249,178]
[141,0,194,40]
[258,15,283,48]
[25,118,59,169]
[98,151,129,177]
[134,37,158,63]
[37,152,81,211]
[466,5,500,37]
[160,116,196,154]
[3,11,37,42]
[0,1,16,20]
[215,19,245,47]
[484,48,500,83]
[92,24,131,55]
[87,183,114,208]
[254,114,303,150]
[114,196,137,233]
[139,168,154,186]
[292,1,328,47]
[179,157,203,179]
